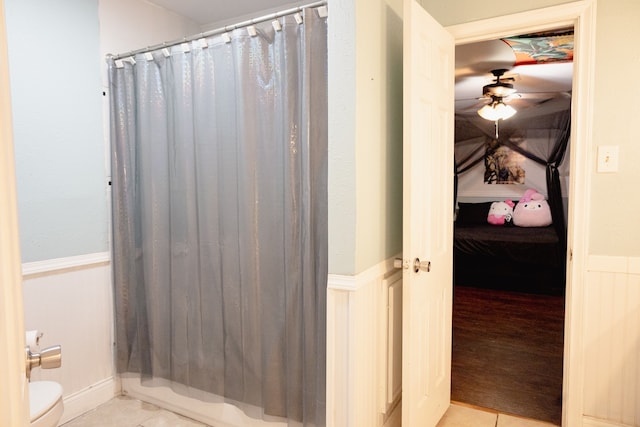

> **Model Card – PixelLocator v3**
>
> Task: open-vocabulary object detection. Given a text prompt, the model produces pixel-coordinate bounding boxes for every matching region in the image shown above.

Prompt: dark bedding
[453,222,565,294]
[454,224,562,267]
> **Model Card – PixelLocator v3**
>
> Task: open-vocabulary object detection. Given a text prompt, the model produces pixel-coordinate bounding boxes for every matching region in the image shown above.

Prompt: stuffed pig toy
[487,200,515,225]
[512,189,552,227]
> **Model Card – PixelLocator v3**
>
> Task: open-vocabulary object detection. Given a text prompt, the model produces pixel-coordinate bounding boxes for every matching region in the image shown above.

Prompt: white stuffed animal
[487,200,514,225]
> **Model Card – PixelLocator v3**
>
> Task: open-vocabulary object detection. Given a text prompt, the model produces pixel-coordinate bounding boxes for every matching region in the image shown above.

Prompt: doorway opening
[451,27,574,425]
[402,0,596,425]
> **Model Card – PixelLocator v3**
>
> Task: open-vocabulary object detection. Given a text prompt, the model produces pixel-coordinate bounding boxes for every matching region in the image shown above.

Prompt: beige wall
[328,0,357,274]
[99,0,201,58]
[588,0,640,256]
[354,0,404,273]
[328,0,403,274]
[418,0,640,256]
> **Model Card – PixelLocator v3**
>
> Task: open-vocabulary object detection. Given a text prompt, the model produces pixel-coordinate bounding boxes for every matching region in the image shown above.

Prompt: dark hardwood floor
[451,285,565,425]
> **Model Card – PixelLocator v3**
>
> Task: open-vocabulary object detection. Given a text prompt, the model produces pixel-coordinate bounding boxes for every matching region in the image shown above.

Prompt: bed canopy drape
[454,99,571,250]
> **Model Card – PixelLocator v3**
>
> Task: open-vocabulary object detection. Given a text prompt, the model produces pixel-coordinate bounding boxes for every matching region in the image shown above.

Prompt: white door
[0,0,30,424]
[402,0,454,425]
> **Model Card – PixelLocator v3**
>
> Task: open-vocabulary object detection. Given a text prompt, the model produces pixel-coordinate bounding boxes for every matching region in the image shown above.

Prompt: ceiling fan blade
[456,98,491,112]
[514,91,570,99]
[456,62,512,79]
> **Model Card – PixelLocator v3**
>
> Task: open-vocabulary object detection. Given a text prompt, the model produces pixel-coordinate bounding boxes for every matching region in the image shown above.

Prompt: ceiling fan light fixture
[477,99,517,121]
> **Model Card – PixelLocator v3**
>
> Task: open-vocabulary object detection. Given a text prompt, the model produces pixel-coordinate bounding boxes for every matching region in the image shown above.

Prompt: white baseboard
[59,377,119,424]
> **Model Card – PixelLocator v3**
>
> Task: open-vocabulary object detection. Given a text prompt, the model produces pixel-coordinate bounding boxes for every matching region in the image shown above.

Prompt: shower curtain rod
[110,0,327,61]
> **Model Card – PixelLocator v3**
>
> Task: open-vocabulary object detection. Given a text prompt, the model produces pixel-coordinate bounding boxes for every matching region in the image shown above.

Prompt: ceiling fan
[457,67,568,110]
[481,68,517,99]
[476,69,518,124]
[455,69,519,113]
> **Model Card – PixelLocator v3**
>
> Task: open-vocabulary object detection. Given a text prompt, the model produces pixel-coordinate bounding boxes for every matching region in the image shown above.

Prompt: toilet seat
[29,381,63,427]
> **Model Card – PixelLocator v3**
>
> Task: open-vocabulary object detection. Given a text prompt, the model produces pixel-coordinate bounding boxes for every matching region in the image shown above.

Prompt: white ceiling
[146,0,308,28]
[145,0,573,115]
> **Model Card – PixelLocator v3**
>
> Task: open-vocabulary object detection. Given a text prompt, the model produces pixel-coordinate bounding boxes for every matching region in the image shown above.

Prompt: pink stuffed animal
[487,200,515,225]
[512,189,552,227]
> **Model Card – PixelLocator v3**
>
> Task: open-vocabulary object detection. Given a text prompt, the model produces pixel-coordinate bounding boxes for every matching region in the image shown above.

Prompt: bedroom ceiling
[455,37,573,117]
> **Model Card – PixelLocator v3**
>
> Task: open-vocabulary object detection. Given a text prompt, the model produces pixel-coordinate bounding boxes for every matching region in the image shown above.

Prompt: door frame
[0,0,29,425]
[446,1,595,425]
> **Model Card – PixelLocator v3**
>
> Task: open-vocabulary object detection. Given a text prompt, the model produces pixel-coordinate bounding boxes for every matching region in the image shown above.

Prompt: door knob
[413,258,431,273]
[39,345,62,369]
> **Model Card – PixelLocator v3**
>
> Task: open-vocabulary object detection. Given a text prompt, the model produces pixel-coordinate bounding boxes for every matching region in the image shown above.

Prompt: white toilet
[25,331,63,426]
[29,381,64,427]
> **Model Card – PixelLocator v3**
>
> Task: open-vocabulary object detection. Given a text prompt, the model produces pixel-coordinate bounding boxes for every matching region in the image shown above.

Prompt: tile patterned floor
[61,396,559,426]
[60,395,211,427]
[437,403,560,427]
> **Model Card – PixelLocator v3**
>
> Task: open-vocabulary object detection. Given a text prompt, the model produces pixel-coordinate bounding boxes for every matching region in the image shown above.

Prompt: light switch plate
[597,145,619,173]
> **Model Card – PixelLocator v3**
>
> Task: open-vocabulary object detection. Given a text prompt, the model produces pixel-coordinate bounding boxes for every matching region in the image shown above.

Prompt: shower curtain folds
[109,7,327,426]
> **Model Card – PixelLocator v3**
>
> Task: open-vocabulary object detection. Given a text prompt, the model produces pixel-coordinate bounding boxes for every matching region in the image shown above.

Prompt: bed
[454,201,566,294]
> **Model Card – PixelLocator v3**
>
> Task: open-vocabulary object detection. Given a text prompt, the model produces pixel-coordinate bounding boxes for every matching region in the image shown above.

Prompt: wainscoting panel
[327,257,402,427]
[583,256,640,427]
[383,271,403,413]
[22,253,117,423]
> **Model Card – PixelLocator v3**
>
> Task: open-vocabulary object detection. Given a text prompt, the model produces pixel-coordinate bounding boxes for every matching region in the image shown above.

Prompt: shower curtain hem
[121,373,289,427]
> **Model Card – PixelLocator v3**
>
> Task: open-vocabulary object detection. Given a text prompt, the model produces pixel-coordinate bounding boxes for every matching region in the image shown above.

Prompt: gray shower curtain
[108,8,327,426]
